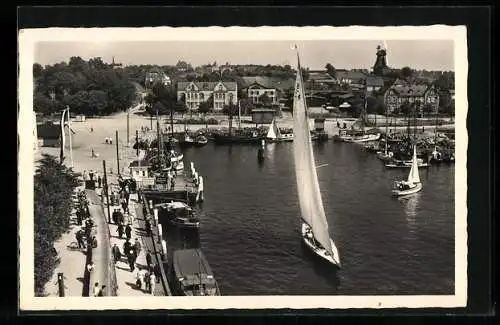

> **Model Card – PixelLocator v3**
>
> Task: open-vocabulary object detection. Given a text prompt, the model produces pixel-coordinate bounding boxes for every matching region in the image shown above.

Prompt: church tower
[373,45,389,76]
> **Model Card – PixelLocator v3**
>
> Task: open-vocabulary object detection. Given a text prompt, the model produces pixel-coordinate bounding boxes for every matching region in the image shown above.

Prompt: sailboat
[391,145,423,196]
[292,47,341,268]
[343,96,380,143]
[266,118,294,142]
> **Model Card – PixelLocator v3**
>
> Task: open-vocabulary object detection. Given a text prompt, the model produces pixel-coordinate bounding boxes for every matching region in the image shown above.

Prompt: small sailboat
[292,46,341,268]
[266,118,282,142]
[391,145,423,196]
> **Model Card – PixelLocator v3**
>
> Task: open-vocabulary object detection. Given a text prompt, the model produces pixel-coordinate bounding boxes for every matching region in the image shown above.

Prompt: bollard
[161,240,167,259]
[149,200,153,209]
[57,272,65,297]
[158,225,162,238]
[153,208,158,225]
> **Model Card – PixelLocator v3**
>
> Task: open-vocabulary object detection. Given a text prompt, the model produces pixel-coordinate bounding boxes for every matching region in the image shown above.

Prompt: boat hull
[344,133,381,143]
[392,182,423,196]
[385,162,429,168]
[301,223,341,268]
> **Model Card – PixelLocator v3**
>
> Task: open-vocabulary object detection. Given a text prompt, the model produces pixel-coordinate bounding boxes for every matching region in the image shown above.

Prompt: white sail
[407,145,421,184]
[266,118,278,140]
[292,50,334,257]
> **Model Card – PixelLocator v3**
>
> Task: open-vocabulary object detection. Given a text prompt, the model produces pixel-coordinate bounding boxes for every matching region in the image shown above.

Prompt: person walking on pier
[117,223,124,239]
[170,177,176,191]
[134,238,142,257]
[127,252,135,272]
[135,267,144,289]
[125,224,132,240]
[97,175,102,188]
[144,269,151,292]
[75,229,85,249]
[146,251,152,266]
[93,282,100,297]
[149,272,156,295]
[112,244,121,264]
[145,219,152,237]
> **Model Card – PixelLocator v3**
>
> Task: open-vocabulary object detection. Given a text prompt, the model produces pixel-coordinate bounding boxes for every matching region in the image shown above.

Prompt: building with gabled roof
[241,76,295,105]
[384,81,439,115]
[177,81,238,111]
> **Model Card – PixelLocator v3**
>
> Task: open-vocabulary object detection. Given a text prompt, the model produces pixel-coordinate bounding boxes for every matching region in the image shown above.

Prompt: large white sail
[292,49,334,257]
[407,145,421,184]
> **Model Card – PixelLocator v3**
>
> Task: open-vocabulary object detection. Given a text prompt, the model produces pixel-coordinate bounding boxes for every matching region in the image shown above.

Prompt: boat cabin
[173,249,219,296]
[128,159,151,180]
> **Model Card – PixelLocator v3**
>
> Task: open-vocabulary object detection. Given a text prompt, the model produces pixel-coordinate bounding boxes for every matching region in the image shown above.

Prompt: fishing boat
[172,248,221,296]
[178,132,196,148]
[194,134,208,146]
[292,47,341,268]
[392,145,423,196]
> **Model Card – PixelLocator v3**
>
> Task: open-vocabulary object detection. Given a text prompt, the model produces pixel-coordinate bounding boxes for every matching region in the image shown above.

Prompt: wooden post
[115,131,120,176]
[136,130,139,157]
[103,160,111,224]
[127,110,130,147]
[57,272,65,297]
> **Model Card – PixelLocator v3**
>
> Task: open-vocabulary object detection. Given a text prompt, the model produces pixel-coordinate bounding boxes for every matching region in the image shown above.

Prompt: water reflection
[399,193,421,236]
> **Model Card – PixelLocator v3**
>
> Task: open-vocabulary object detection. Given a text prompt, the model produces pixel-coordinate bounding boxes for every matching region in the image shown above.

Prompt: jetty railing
[100,195,118,296]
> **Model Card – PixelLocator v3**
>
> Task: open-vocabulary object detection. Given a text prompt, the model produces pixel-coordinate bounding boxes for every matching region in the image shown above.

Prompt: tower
[373,45,388,76]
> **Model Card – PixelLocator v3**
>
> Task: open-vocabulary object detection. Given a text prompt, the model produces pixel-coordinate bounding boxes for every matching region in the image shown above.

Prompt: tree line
[34,57,137,116]
[34,155,80,296]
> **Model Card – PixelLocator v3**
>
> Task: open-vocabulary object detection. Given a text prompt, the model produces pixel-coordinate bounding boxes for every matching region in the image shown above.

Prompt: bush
[174,118,219,125]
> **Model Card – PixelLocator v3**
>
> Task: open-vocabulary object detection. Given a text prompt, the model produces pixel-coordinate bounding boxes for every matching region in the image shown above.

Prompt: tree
[401,66,413,81]
[399,101,411,115]
[258,93,272,106]
[198,100,212,114]
[325,63,337,78]
[34,154,79,296]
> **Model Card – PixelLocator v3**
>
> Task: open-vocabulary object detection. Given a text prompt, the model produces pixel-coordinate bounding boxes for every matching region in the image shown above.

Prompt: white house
[177,81,238,111]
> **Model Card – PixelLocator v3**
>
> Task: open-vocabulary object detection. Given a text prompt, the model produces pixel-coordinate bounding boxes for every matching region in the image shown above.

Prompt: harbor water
[163,141,455,296]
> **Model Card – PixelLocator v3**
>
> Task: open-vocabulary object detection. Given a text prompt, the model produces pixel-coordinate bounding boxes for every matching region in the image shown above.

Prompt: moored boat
[157,201,200,229]
[172,248,221,296]
[194,134,208,146]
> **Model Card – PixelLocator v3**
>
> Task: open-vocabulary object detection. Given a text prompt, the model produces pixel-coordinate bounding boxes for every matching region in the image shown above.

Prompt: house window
[200,93,204,101]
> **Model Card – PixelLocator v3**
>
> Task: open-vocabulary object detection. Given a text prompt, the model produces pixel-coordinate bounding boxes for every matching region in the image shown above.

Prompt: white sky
[35,40,454,71]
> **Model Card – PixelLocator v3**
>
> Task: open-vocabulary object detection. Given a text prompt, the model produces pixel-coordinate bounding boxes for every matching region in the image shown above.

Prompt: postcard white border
[18,25,468,310]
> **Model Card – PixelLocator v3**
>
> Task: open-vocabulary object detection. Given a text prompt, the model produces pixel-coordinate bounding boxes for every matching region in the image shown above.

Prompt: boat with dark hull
[157,201,200,229]
[172,248,221,296]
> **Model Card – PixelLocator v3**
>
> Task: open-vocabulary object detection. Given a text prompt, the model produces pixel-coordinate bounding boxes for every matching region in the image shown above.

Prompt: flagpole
[60,109,67,164]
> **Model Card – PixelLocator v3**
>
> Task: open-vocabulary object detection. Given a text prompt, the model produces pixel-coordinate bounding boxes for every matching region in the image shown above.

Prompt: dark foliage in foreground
[34,154,79,296]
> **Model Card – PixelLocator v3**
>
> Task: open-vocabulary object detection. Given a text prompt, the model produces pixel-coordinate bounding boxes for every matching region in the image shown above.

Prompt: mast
[238,100,242,130]
[156,108,162,169]
[385,103,388,155]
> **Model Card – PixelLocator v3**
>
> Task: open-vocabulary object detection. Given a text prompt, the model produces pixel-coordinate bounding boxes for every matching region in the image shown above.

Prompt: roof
[177,81,237,91]
[335,69,368,82]
[387,84,429,97]
[241,76,295,91]
[173,249,216,286]
[365,75,384,87]
[37,122,60,139]
[128,160,151,168]
[308,71,336,82]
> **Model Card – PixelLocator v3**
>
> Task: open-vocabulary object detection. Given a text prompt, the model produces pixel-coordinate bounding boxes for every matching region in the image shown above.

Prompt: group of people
[83,170,102,189]
[74,190,97,249]
[107,176,160,295]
